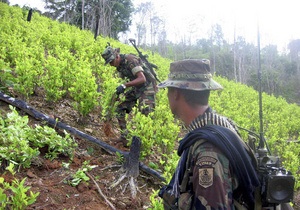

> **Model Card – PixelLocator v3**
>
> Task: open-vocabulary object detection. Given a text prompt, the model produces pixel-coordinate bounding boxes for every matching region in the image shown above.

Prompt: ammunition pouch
[159,185,178,210]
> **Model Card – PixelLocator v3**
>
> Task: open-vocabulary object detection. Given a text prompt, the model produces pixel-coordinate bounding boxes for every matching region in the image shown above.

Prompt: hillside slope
[1,3,300,209]
[0,93,161,210]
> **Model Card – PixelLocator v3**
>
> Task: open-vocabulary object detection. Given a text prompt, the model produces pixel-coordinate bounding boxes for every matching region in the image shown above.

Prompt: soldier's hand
[116,84,126,95]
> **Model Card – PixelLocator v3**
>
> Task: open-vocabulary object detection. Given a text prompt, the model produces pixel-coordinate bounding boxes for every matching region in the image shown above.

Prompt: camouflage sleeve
[126,55,144,75]
[191,141,237,209]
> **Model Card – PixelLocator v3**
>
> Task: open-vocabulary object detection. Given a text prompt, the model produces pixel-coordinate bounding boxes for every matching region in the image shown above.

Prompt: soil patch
[0,95,162,210]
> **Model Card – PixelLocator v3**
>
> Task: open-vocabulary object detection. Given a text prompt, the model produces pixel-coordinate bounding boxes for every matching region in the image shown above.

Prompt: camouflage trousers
[116,85,156,137]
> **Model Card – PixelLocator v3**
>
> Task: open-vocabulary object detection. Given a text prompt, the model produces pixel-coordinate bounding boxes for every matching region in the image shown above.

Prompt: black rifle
[129,38,161,83]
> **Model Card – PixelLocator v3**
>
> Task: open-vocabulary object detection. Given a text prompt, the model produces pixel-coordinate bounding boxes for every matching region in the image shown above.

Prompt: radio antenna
[257,22,271,155]
[257,24,263,147]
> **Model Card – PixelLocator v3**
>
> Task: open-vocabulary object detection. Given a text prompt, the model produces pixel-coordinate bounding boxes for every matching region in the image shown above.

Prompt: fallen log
[0,91,165,182]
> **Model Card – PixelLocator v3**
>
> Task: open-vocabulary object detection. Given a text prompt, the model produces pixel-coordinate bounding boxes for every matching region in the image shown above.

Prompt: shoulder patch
[199,168,214,188]
[195,156,218,167]
[196,156,217,188]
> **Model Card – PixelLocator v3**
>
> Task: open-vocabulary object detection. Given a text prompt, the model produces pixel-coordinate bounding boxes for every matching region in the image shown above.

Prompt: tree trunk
[110,136,142,198]
[81,0,85,29]
[123,136,141,178]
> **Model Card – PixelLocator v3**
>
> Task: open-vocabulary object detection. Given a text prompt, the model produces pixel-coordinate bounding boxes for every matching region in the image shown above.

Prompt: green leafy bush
[0,106,77,167]
[0,164,39,209]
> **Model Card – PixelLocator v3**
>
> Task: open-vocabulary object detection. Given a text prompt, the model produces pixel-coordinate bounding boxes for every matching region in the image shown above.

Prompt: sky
[9,0,46,11]
[132,0,300,52]
[8,0,300,52]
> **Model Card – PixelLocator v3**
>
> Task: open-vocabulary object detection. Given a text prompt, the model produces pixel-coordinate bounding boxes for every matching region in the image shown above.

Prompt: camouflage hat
[158,59,223,91]
[101,46,116,65]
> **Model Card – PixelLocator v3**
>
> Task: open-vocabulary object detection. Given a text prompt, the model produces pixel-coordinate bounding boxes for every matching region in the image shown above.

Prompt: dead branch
[86,172,116,210]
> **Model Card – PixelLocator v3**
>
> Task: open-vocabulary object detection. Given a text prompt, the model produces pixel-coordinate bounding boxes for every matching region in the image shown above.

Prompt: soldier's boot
[116,117,129,147]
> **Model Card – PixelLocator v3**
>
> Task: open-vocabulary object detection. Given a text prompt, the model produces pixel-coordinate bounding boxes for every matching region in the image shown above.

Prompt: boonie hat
[158,59,223,91]
[101,46,116,65]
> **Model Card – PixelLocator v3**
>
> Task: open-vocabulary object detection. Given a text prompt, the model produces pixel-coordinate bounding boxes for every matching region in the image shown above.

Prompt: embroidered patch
[195,156,218,167]
[199,168,214,188]
[196,156,217,188]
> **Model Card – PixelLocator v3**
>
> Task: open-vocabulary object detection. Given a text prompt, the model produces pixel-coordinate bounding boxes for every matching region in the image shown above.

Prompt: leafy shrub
[0,106,77,168]
[0,164,39,209]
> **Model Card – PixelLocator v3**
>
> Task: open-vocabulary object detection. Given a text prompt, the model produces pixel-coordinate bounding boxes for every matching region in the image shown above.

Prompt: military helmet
[158,59,223,91]
[101,46,117,65]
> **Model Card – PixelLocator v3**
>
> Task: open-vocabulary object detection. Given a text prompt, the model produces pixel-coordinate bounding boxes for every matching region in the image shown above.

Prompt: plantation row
[0,3,300,208]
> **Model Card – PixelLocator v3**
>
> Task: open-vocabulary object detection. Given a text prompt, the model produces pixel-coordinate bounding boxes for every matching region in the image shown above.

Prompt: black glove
[116,84,126,95]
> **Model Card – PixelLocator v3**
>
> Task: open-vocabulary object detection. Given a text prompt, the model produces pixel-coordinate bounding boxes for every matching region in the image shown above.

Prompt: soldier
[158,59,260,209]
[101,46,156,146]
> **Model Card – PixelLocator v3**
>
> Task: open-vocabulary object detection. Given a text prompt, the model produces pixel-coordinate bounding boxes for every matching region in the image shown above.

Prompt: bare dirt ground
[1,92,300,210]
[0,93,162,210]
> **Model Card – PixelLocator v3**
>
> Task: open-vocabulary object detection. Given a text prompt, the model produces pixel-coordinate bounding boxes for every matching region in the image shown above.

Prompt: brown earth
[1,92,300,210]
[0,93,162,210]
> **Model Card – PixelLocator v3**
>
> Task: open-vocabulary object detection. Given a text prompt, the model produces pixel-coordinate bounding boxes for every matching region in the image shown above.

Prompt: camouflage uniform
[177,110,240,209]
[102,47,156,139]
[115,54,156,135]
[158,59,259,209]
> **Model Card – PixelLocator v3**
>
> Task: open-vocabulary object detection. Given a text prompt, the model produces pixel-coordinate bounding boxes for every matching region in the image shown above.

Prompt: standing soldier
[101,45,156,146]
[158,59,260,209]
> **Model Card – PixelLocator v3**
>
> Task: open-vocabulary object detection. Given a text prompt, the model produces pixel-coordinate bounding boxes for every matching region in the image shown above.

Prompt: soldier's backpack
[126,53,158,91]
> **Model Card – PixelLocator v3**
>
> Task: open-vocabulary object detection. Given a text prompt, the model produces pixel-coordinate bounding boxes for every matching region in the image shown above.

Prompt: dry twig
[86,172,116,210]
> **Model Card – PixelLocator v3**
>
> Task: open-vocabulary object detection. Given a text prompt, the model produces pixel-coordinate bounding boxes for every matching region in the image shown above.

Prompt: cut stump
[110,136,141,198]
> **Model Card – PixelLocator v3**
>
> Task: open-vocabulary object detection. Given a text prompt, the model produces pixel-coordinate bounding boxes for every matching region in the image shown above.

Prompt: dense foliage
[1,3,300,208]
[0,106,77,168]
[11,0,300,104]
[152,35,300,105]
